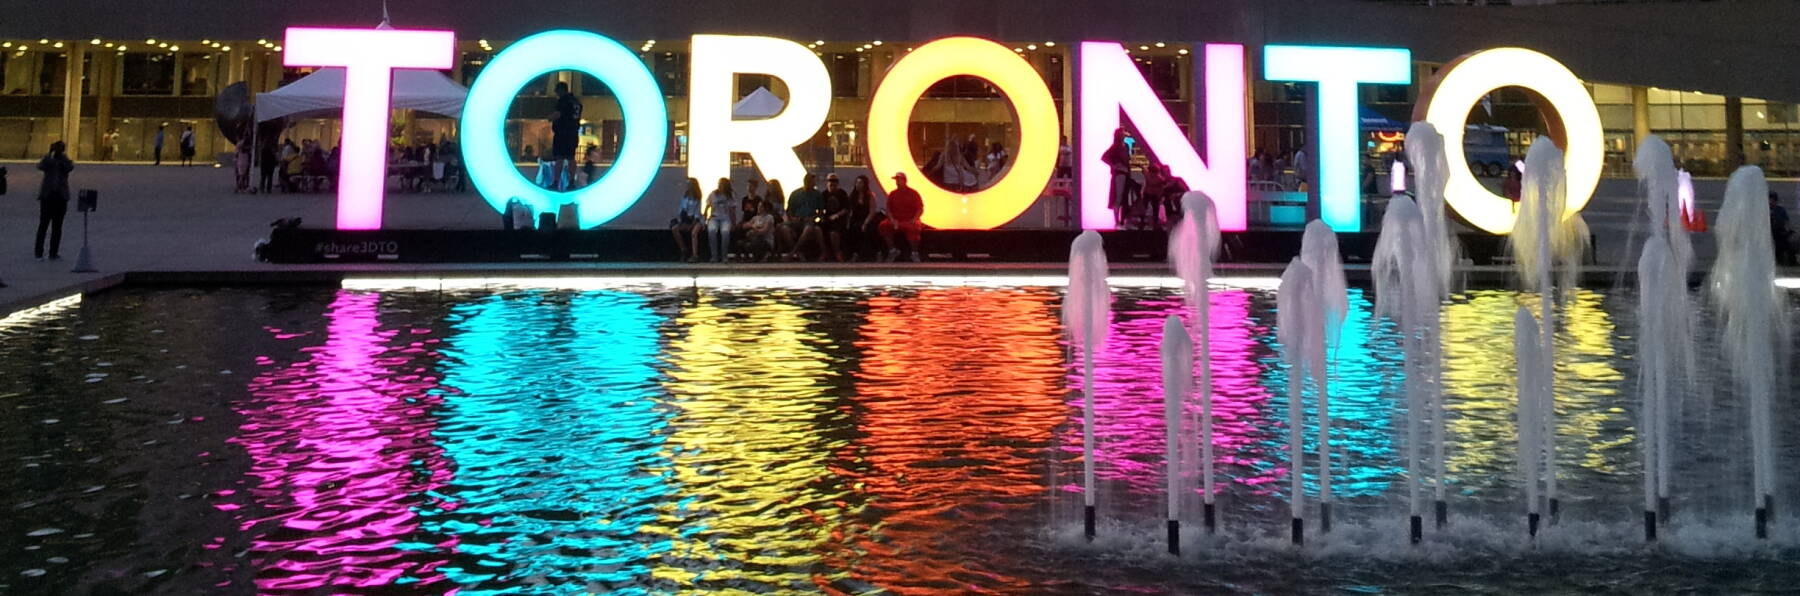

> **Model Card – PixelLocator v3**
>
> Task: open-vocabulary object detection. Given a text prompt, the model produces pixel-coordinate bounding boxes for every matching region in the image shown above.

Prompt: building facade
[1,0,1793,177]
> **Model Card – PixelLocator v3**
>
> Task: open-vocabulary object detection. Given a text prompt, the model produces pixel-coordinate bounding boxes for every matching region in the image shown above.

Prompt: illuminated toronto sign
[284,27,1602,236]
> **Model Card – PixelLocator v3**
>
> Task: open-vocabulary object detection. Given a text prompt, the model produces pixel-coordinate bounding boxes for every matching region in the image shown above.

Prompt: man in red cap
[879,171,925,262]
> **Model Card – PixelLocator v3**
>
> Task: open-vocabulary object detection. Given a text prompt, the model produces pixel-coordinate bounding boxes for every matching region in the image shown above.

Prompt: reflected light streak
[1440,289,1625,496]
[848,287,1065,592]
[232,291,453,591]
[340,275,1286,292]
[0,294,81,330]
[653,293,852,591]
[418,291,673,590]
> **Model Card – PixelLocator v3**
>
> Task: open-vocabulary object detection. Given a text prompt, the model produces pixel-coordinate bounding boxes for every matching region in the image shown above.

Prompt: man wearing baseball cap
[878,172,925,262]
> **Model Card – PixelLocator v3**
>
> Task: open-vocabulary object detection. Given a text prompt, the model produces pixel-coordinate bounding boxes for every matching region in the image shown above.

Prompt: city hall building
[3,0,1797,179]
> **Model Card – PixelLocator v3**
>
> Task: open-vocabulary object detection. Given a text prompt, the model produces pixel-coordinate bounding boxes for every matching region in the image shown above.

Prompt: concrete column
[94,50,114,156]
[170,50,183,97]
[61,45,86,160]
[226,49,245,85]
[1060,45,1075,142]
[1632,86,1650,147]
[1725,96,1744,169]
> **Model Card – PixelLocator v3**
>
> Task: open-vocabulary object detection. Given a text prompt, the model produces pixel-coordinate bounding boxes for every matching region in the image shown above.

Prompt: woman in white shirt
[704,178,739,263]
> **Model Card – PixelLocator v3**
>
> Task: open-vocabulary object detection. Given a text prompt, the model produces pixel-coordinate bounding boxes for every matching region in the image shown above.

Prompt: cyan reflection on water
[0,284,1796,594]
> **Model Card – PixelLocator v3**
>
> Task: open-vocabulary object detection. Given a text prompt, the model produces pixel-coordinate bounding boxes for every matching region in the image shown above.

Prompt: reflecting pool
[0,283,1796,594]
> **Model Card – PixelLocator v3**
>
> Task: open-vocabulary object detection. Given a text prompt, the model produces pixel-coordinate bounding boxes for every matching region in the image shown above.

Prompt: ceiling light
[1027,44,1037,50]
[222,46,230,51]
[272,45,281,52]
[202,39,211,44]
[1139,45,1149,51]
[146,38,156,44]
[1044,41,1056,47]
[1155,42,1166,48]
[90,39,101,45]
[52,42,64,48]
[39,38,48,44]
[168,45,178,51]
[257,38,267,45]
[1,42,10,48]
[873,40,882,46]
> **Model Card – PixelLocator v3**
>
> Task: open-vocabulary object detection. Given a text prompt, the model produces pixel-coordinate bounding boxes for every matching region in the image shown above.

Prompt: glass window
[653,52,686,97]
[459,52,489,86]
[925,75,999,99]
[829,53,859,98]
[39,52,66,95]
[121,52,174,95]
[1043,54,1065,95]
[179,53,215,95]
[1133,55,1181,100]
[736,73,771,98]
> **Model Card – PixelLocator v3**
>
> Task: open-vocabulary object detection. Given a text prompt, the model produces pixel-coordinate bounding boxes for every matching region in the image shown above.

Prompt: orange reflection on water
[846,287,1067,593]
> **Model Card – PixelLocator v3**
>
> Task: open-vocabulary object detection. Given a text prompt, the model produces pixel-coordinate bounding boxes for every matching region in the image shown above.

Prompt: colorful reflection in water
[233,291,453,591]
[2,283,1785,596]
[418,291,673,592]
[1073,289,1284,507]
[655,291,856,592]
[1255,289,1405,504]
[847,287,1067,592]
[1439,289,1627,496]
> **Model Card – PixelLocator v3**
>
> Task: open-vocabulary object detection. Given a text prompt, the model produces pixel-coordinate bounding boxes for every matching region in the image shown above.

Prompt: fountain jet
[1161,315,1193,555]
[1169,191,1222,534]
[1707,166,1790,540]
[1065,230,1112,541]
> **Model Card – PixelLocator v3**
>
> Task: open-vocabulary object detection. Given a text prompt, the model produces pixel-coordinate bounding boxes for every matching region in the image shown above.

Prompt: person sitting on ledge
[879,172,924,262]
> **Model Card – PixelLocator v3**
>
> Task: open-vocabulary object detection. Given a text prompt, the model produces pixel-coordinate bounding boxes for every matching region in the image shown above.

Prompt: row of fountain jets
[1064,122,1790,551]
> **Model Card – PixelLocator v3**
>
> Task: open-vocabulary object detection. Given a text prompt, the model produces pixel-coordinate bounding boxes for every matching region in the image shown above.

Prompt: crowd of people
[1101,127,1193,231]
[922,134,1010,192]
[670,170,925,263]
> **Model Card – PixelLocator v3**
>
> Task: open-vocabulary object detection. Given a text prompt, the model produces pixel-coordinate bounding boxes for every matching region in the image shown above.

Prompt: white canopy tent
[254,67,469,123]
[732,87,785,119]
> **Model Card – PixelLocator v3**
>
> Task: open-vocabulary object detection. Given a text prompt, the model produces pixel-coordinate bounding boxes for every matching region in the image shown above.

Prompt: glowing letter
[688,35,831,198]
[462,30,668,228]
[867,37,1058,230]
[1416,48,1602,235]
[283,27,455,230]
[1080,42,1246,231]
[1263,45,1412,232]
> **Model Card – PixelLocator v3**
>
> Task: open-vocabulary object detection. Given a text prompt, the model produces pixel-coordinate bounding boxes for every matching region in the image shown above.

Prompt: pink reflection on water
[1064,289,1279,499]
[230,291,453,591]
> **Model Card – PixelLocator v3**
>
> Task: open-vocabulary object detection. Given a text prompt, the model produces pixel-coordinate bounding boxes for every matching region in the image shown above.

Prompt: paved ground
[0,161,1778,315]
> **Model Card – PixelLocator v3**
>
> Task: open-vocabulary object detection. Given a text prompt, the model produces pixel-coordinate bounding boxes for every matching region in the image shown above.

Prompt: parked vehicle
[1464,124,1512,177]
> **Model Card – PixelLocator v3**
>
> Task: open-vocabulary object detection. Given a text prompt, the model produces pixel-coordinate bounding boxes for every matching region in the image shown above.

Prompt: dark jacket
[37,151,73,203]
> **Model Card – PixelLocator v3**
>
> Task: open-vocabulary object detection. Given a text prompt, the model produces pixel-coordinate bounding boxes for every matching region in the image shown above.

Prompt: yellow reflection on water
[651,292,854,591]
[1440,289,1627,492]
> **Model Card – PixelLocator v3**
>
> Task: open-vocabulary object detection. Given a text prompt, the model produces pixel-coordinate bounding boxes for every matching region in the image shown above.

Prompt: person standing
[548,81,581,191]
[704,178,738,263]
[1103,127,1132,228]
[102,128,119,161]
[152,124,166,165]
[1772,191,1796,266]
[879,172,925,262]
[34,141,74,261]
[258,140,278,194]
[179,125,196,167]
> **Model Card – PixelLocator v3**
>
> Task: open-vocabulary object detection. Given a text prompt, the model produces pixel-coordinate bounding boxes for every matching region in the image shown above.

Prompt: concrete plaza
[0,160,1769,315]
